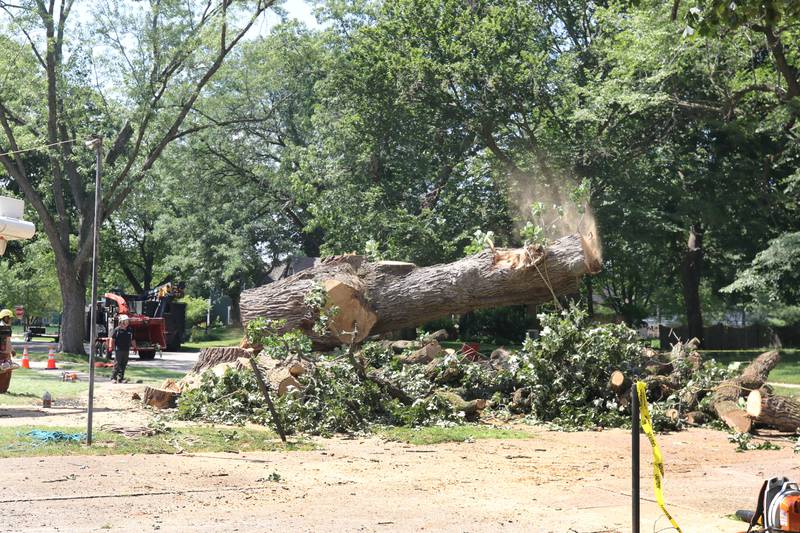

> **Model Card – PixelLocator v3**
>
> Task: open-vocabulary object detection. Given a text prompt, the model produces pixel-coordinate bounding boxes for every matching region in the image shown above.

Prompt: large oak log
[241,234,601,348]
[712,350,780,433]
[747,387,800,434]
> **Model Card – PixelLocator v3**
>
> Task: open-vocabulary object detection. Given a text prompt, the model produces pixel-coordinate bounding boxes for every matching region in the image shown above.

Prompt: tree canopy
[0,0,798,345]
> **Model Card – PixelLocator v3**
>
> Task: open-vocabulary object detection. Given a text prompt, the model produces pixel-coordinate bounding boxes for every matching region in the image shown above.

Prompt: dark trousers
[112,349,129,381]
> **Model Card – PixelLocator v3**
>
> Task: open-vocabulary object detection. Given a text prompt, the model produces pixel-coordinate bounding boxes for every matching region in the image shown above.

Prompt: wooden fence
[658,324,799,350]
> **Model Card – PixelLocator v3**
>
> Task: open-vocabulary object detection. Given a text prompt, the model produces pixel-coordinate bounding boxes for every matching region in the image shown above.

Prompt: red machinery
[96,293,167,360]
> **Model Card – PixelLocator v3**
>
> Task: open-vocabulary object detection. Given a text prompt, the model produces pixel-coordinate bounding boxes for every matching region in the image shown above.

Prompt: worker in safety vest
[0,309,18,373]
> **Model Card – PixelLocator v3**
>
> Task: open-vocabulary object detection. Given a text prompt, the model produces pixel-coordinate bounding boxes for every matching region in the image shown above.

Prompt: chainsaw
[737,477,800,532]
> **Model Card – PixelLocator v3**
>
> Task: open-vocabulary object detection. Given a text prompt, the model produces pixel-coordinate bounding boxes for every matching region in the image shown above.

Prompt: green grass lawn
[0,364,185,406]
[0,368,88,405]
[27,353,184,382]
[0,425,310,457]
[378,424,534,445]
[772,385,800,397]
[182,326,243,350]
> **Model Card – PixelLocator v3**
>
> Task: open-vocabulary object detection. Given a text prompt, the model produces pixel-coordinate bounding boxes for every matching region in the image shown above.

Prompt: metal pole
[87,138,102,445]
[632,383,640,533]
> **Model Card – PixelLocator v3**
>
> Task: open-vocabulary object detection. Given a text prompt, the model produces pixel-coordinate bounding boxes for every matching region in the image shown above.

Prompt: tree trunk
[712,350,780,433]
[57,261,88,355]
[681,224,704,345]
[226,285,242,327]
[747,388,800,434]
[192,347,252,374]
[240,234,601,349]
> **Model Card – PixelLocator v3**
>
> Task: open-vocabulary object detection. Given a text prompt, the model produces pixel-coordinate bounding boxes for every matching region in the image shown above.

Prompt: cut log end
[323,279,378,344]
[746,389,763,418]
[268,366,302,396]
[609,370,629,393]
[717,402,753,434]
[580,233,603,274]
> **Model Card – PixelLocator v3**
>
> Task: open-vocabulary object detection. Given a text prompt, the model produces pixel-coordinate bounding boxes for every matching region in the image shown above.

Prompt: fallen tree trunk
[241,234,601,348]
[712,350,780,433]
[747,387,800,434]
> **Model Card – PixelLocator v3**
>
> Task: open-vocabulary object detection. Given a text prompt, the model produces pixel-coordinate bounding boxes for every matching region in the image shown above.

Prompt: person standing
[110,315,134,383]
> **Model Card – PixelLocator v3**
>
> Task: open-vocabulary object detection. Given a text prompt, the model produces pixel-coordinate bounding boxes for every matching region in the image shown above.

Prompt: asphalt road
[12,338,200,373]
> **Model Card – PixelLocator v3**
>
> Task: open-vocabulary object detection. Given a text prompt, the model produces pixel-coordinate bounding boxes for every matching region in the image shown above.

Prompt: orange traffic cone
[46,347,57,370]
[20,346,30,369]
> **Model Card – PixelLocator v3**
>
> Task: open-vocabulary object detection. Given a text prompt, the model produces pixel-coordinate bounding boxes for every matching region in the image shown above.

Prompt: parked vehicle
[88,283,186,360]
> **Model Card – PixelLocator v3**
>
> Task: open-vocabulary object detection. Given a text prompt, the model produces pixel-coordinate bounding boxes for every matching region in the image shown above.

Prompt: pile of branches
[175,307,798,437]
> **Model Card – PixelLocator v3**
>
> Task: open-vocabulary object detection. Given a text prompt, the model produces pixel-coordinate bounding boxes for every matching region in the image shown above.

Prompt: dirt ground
[0,382,796,533]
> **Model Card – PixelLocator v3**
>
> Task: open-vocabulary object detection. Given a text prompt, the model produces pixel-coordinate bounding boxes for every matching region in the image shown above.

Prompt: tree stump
[143,386,179,409]
[192,347,252,374]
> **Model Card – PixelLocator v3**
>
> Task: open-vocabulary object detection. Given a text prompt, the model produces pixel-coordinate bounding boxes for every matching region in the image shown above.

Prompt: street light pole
[86,137,102,445]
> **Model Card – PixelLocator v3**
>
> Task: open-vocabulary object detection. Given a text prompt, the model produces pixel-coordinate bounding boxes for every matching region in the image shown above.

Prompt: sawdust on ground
[0,392,792,533]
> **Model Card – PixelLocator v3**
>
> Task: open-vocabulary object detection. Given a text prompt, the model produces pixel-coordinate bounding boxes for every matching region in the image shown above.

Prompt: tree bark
[192,347,252,374]
[57,262,88,354]
[712,350,780,433]
[226,285,242,327]
[681,224,704,345]
[241,233,601,349]
[747,387,800,434]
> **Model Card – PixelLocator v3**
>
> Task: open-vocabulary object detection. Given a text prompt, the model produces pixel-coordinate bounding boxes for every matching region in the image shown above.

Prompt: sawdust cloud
[510,174,602,261]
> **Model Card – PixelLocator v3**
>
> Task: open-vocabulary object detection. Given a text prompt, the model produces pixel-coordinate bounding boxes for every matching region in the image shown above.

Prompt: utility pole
[85,137,102,445]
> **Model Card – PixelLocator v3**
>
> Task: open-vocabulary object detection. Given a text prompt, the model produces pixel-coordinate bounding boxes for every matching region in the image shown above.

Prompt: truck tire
[138,350,156,360]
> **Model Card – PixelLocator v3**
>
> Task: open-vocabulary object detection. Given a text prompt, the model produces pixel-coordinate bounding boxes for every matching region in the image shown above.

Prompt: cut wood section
[241,233,600,348]
[143,386,179,409]
[685,411,707,425]
[287,361,309,377]
[398,341,442,365]
[267,366,302,396]
[712,350,780,433]
[192,347,252,374]
[747,388,800,434]
[322,278,378,344]
[609,370,630,394]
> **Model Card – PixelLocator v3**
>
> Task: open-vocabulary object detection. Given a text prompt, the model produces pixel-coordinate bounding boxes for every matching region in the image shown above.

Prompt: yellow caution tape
[636,381,682,532]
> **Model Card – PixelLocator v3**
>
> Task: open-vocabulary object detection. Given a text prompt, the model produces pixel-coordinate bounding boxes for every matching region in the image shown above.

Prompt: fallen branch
[712,350,780,433]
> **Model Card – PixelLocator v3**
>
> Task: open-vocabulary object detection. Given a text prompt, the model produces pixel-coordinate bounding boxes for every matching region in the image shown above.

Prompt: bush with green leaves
[515,305,643,428]
[177,367,270,426]
[182,295,211,326]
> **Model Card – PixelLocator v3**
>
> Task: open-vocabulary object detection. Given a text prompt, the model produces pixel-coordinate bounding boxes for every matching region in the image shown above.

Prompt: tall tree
[0,0,273,352]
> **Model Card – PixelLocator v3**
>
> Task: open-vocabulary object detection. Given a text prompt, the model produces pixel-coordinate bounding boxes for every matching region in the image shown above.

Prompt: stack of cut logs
[609,340,799,434]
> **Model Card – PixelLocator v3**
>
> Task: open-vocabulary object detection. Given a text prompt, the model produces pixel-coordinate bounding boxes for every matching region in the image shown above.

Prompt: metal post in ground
[632,383,640,533]
[86,137,102,445]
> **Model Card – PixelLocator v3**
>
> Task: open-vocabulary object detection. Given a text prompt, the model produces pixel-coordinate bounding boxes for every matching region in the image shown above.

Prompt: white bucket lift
[0,196,36,255]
